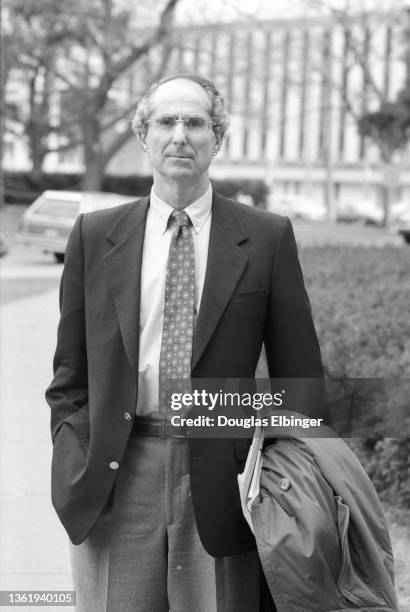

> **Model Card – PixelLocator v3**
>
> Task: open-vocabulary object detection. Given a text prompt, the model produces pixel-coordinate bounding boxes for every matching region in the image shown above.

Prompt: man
[46,74,323,611]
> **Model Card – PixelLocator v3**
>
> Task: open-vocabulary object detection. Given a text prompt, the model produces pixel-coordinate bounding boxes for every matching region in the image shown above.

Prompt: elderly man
[46,73,323,611]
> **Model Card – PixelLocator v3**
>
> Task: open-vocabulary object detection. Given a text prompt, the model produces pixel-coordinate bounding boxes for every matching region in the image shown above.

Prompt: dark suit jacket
[46,191,323,554]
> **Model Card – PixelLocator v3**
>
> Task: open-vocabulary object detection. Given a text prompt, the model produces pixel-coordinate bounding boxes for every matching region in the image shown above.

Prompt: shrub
[4,171,269,208]
[4,171,84,204]
[102,175,153,197]
[211,178,268,208]
[300,245,410,507]
[3,171,152,205]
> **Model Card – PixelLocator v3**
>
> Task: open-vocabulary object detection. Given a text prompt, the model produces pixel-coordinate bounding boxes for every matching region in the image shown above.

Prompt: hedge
[3,172,84,204]
[210,178,269,207]
[300,245,410,507]
[3,171,268,208]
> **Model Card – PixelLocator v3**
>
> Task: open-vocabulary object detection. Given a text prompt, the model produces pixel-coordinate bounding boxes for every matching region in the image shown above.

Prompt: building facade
[4,11,410,210]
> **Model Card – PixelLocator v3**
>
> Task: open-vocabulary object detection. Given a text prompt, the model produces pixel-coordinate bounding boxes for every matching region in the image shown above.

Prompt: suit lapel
[192,194,249,370]
[101,192,248,376]
[102,197,149,376]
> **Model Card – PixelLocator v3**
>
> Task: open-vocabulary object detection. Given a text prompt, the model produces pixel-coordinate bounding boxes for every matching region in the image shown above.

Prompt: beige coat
[251,432,398,611]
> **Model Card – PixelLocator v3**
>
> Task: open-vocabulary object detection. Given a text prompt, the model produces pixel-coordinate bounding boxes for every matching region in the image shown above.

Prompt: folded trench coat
[248,430,398,612]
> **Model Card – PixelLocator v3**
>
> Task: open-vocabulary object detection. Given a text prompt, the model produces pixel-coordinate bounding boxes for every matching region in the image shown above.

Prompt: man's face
[143,79,218,184]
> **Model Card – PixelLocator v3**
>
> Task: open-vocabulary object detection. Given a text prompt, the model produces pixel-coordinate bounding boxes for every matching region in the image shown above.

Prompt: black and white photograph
[1,0,409,610]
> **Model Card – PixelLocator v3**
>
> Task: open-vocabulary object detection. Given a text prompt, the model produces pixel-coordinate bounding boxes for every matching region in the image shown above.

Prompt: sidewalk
[0,288,73,609]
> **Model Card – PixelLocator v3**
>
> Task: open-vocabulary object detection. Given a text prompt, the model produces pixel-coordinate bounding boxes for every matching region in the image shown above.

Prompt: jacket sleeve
[45,214,89,443]
[264,217,325,418]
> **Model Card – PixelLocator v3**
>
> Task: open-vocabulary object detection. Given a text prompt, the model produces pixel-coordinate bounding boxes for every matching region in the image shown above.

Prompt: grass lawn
[302,242,409,610]
[385,506,410,610]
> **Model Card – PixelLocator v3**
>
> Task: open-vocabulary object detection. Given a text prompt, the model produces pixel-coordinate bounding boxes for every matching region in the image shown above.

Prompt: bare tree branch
[107,0,178,82]
[101,39,172,165]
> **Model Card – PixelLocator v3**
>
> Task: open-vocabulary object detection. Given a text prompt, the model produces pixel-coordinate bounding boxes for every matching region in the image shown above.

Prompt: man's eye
[186,117,205,129]
[157,116,175,128]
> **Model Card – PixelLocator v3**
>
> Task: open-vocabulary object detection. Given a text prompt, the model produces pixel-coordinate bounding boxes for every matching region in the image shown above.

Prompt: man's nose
[172,120,188,145]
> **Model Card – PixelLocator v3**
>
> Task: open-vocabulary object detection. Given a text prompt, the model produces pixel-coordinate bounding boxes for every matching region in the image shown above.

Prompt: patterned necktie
[159,210,195,416]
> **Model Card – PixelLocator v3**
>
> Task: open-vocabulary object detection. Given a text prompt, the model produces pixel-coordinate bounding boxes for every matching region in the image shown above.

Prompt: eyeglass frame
[145,114,215,133]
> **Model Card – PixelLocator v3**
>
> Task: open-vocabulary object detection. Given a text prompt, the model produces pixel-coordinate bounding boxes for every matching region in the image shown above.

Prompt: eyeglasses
[147,115,214,133]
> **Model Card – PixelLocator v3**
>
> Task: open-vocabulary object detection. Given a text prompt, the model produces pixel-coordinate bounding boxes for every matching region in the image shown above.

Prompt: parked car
[390,200,410,244]
[269,194,327,221]
[335,199,384,226]
[15,190,134,262]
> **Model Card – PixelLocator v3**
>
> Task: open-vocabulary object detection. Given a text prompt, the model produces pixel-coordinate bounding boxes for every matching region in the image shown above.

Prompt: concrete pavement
[0,287,73,609]
[0,246,63,280]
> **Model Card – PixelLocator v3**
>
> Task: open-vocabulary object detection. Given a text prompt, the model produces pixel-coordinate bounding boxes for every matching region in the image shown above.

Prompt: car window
[34,198,80,218]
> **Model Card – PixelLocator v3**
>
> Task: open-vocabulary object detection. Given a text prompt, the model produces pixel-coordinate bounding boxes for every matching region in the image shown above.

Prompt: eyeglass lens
[154,115,209,131]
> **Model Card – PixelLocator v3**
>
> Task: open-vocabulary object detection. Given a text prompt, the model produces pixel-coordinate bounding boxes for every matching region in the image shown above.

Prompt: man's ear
[140,135,148,152]
[213,132,223,155]
[139,125,149,152]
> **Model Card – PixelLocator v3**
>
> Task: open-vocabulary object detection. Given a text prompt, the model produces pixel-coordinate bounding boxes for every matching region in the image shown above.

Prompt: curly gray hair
[131,73,229,147]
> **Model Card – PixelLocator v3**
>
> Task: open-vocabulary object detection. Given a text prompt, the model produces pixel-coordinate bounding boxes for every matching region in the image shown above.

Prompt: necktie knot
[171,210,191,228]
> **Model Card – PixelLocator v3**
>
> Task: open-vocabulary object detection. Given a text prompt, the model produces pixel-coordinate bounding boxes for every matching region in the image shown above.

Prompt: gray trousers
[70,435,265,612]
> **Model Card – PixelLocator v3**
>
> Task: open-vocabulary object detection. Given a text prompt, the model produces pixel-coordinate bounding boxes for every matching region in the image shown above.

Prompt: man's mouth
[166,154,193,159]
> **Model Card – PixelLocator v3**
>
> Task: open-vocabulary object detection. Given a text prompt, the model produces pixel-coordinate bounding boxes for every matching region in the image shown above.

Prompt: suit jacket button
[279,478,291,491]
[123,412,132,422]
[109,461,120,470]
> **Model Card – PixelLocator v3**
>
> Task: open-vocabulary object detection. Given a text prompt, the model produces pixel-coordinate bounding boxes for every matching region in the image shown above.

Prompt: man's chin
[163,166,195,180]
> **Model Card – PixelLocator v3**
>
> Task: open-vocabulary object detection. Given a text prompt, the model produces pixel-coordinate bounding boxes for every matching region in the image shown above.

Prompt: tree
[282,0,409,222]
[358,92,410,223]
[358,102,408,163]
[3,0,179,189]
[3,0,95,176]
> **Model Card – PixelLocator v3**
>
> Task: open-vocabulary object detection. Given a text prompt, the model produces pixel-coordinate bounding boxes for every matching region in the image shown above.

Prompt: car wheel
[54,252,65,263]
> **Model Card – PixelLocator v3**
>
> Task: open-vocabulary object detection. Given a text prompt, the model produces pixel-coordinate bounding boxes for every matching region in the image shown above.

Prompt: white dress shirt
[136,183,212,415]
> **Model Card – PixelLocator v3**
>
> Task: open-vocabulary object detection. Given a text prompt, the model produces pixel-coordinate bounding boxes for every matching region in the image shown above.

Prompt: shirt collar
[149,183,212,235]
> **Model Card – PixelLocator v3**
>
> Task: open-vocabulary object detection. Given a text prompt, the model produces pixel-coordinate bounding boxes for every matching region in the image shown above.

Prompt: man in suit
[46,73,323,611]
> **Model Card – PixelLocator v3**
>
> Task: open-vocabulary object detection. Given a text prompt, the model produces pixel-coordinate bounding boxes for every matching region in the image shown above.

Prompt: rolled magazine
[237,425,265,533]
